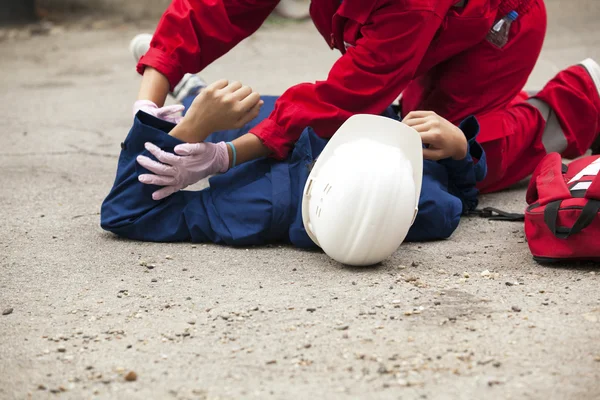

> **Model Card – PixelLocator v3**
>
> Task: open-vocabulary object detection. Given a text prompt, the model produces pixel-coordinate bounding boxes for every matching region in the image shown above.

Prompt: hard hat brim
[302,114,424,248]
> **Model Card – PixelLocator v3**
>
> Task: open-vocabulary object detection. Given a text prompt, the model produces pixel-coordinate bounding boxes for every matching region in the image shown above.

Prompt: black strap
[467,207,525,221]
[562,163,568,174]
[544,199,600,239]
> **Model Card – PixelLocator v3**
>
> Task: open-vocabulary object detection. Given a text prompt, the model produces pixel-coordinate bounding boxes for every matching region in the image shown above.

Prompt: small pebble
[505,282,514,286]
[434,301,441,306]
[57,346,66,353]
[165,255,173,260]
[125,371,137,382]
[335,325,349,331]
[2,308,13,316]
[463,272,470,279]
[306,308,316,313]
[37,384,47,390]
[266,360,277,365]
[511,306,522,313]
[480,270,490,277]
[151,279,157,283]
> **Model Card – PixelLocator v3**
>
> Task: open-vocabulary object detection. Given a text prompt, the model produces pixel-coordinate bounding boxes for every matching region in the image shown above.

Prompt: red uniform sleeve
[137,0,280,90]
[252,9,443,159]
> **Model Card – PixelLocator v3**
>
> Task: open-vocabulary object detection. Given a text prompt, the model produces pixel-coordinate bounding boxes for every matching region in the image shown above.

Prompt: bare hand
[173,80,263,143]
[403,111,467,160]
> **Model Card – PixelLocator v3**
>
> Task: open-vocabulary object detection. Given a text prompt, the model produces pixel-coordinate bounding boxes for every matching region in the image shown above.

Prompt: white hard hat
[302,114,423,266]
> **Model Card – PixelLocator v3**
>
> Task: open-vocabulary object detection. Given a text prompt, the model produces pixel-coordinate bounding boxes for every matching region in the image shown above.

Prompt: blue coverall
[101,96,486,247]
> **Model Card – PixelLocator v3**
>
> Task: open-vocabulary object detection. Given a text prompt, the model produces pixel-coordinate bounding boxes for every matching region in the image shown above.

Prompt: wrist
[452,137,468,160]
[217,142,230,173]
[226,142,235,169]
[448,124,467,160]
[169,119,211,143]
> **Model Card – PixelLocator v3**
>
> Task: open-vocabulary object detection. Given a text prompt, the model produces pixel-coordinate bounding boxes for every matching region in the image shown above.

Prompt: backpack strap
[526,153,571,205]
[544,199,600,239]
[468,207,525,221]
[543,156,600,239]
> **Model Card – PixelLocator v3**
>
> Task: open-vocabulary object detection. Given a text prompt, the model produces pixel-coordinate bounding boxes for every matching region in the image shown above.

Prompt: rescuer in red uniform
[135,0,600,193]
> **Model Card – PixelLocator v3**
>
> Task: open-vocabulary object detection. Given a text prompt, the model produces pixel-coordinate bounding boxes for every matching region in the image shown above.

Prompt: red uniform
[138,0,600,193]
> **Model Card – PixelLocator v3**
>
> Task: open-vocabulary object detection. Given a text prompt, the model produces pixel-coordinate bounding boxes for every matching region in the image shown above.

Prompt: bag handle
[543,199,600,239]
[526,153,571,205]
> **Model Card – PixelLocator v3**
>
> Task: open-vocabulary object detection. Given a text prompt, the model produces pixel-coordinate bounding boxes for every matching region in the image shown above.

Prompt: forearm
[169,125,268,168]
[229,134,270,168]
[138,67,170,106]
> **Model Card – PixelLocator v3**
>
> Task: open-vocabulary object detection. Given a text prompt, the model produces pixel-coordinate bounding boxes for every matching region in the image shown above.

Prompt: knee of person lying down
[406,194,463,242]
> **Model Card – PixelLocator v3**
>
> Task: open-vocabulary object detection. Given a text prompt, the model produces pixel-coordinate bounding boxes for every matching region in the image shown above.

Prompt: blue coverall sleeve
[100,112,295,245]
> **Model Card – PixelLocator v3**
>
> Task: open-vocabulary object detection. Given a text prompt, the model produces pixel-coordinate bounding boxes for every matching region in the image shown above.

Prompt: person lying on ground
[132,0,600,197]
[101,80,486,257]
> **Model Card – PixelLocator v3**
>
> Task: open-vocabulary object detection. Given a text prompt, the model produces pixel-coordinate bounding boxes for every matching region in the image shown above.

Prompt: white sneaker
[173,74,207,102]
[129,33,153,61]
[274,0,310,20]
[129,33,207,101]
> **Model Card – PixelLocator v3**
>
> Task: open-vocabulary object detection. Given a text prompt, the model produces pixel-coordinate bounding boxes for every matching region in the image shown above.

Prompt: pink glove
[136,142,229,200]
[133,100,184,124]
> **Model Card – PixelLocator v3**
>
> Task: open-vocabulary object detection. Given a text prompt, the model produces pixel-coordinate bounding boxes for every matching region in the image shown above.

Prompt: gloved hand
[133,100,185,124]
[136,142,229,200]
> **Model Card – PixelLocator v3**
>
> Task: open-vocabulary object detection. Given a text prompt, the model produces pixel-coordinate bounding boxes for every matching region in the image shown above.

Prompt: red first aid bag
[525,153,600,262]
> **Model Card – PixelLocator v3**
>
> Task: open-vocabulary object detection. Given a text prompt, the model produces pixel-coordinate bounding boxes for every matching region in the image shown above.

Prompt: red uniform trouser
[402,0,600,193]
